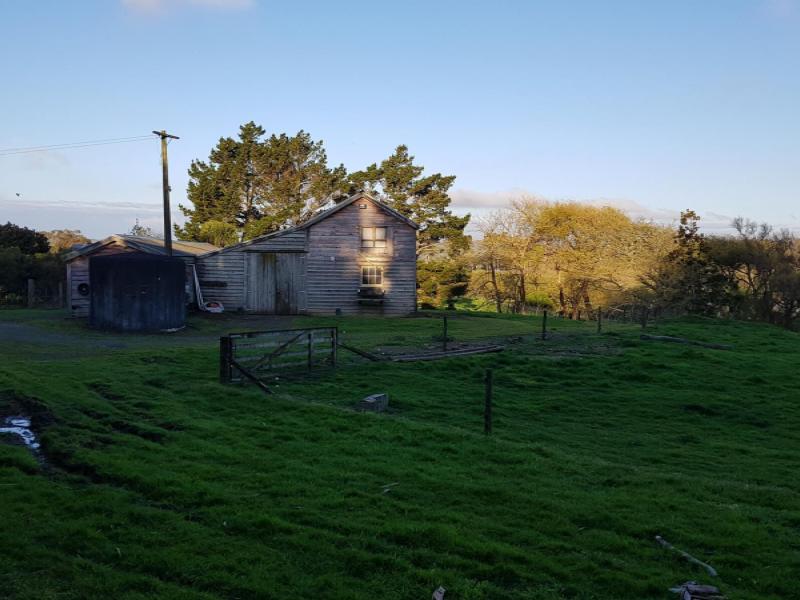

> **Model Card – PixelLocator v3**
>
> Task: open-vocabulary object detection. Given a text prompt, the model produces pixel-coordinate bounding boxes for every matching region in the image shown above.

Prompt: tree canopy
[177,125,469,256]
[178,122,349,241]
[350,145,470,256]
[43,229,90,253]
[0,222,49,254]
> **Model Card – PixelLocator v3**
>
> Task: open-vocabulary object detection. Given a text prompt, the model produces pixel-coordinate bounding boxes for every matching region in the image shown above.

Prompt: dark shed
[89,254,186,332]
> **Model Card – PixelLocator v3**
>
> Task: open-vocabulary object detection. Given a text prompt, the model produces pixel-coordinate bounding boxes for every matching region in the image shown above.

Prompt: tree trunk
[489,261,502,313]
[581,284,593,315]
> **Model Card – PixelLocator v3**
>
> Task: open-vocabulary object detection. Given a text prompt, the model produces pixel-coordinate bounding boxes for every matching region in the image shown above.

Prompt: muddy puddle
[0,415,41,452]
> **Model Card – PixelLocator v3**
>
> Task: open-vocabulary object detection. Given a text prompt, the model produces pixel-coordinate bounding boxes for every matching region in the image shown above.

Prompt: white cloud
[122,0,254,14]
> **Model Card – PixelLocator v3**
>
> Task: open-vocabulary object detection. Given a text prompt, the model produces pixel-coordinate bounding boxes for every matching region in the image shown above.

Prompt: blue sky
[1,0,798,239]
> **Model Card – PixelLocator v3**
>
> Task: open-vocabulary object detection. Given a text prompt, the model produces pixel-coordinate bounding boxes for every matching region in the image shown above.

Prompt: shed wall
[195,252,247,310]
[67,244,136,317]
[305,199,416,316]
[67,242,197,317]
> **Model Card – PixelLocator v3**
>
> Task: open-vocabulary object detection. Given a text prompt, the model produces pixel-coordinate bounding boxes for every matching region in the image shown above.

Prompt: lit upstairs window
[361,227,387,248]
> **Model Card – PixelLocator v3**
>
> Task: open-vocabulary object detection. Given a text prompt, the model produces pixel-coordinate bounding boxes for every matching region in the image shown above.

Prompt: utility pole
[152,130,179,256]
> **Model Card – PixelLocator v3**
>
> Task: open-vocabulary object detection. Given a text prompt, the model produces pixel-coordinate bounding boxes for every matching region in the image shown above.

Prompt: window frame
[361,226,388,249]
[361,265,383,286]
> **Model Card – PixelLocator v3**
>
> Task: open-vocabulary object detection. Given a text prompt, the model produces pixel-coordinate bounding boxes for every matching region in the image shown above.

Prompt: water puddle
[0,415,41,451]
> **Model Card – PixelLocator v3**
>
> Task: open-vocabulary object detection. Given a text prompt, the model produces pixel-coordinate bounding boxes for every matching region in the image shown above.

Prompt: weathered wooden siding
[305,198,416,316]
[245,230,307,252]
[195,197,415,316]
[68,242,197,317]
[196,252,247,310]
[67,244,136,317]
[274,253,305,314]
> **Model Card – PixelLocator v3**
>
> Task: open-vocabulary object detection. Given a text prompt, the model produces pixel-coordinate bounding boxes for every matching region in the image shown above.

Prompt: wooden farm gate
[219,327,338,390]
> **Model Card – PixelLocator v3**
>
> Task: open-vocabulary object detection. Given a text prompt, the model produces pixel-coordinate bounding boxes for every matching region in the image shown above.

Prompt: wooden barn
[64,236,218,317]
[195,192,418,315]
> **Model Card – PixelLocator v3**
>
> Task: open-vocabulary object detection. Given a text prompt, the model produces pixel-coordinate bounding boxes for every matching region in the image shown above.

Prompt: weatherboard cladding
[66,238,207,317]
[65,193,417,317]
[196,193,417,315]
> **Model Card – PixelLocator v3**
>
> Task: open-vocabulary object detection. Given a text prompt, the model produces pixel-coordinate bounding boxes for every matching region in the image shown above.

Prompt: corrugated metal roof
[64,235,219,261]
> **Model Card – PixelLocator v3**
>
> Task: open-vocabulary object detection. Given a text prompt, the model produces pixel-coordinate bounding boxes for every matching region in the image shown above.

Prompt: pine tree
[662,210,730,314]
[349,145,470,256]
[177,122,348,242]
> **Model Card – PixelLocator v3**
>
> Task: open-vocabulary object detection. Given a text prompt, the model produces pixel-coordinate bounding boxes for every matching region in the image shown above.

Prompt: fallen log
[656,535,718,577]
[640,334,734,351]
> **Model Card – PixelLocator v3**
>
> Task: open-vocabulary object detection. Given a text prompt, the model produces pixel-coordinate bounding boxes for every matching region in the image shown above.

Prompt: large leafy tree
[43,229,90,253]
[349,145,470,256]
[178,122,348,242]
[0,222,49,254]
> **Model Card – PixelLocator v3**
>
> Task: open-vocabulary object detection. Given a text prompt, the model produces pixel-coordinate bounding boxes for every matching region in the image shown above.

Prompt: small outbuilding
[64,236,218,317]
[89,254,186,332]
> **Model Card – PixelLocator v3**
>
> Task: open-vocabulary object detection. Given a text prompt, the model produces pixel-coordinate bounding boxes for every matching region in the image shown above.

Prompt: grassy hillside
[1,310,798,599]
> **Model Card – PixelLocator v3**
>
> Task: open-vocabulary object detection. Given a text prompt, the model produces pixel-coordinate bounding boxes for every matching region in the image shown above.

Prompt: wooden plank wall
[245,253,275,312]
[67,244,136,317]
[196,200,416,316]
[196,252,247,310]
[197,231,307,312]
[245,230,307,252]
[305,198,417,316]
[68,243,198,317]
[275,253,304,314]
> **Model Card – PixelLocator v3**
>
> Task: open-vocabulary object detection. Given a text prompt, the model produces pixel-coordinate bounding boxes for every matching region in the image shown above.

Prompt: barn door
[247,253,276,313]
[275,253,302,314]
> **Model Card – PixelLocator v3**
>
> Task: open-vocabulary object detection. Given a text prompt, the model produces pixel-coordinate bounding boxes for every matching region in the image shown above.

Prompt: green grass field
[1,310,799,599]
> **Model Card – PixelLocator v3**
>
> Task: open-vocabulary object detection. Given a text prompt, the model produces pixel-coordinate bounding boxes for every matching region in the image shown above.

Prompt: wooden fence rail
[220,327,338,388]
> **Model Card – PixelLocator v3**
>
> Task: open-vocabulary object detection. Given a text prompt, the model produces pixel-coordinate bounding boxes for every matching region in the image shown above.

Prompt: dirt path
[0,313,297,358]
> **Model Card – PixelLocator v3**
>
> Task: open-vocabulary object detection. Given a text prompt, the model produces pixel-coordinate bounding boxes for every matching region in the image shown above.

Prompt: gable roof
[300,192,419,230]
[64,235,218,261]
[199,192,419,257]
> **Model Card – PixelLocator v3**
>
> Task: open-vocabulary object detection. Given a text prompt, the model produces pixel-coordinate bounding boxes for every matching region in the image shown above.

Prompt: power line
[0,135,154,157]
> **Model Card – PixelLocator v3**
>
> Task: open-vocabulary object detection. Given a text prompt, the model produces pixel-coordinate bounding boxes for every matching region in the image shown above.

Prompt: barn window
[361,266,383,286]
[361,227,387,248]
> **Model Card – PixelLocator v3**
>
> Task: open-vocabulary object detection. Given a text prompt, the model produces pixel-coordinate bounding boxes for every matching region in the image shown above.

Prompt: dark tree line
[643,211,800,328]
[0,223,80,305]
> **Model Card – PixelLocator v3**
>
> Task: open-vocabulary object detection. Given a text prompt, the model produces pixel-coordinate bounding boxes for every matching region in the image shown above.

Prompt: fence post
[443,315,448,352]
[641,306,649,330]
[331,327,338,367]
[541,309,548,340]
[58,281,64,308]
[307,332,313,370]
[484,369,493,435]
[597,307,602,334]
[219,336,233,384]
[27,278,35,308]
